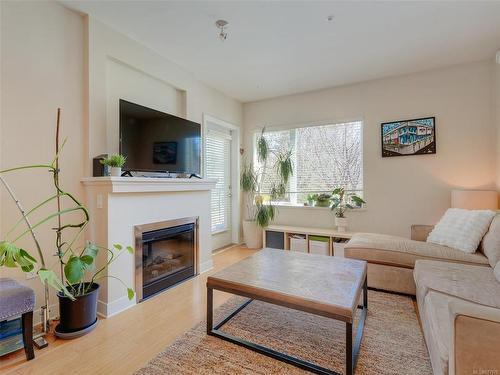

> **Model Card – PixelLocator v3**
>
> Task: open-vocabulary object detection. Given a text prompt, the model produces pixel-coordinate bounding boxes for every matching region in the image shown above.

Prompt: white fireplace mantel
[81,176,216,318]
[81,176,217,193]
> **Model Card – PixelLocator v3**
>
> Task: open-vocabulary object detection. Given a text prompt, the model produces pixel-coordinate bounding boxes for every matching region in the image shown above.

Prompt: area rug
[135,290,432,374]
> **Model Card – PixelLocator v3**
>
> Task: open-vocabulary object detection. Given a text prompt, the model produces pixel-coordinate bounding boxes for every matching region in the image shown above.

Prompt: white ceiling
[62,1,500,103]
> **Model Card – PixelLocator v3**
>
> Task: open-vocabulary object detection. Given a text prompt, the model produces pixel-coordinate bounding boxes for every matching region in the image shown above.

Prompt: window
[254,121,363,205]
[205,129,232,232]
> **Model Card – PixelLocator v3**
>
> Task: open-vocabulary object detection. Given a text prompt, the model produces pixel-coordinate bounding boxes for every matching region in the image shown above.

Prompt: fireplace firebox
[135,217,198,301]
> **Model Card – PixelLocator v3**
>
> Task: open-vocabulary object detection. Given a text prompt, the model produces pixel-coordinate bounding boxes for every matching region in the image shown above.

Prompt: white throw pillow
[427,208,496,253]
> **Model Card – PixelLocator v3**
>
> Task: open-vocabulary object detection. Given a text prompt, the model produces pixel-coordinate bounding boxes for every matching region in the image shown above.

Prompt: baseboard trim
[200,258,214,274]
[97,295,136,318]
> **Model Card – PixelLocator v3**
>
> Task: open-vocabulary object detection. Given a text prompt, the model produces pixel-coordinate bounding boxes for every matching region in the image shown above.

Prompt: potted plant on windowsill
[306,194,318,207]
[240,129,294,249]
[0,109,135,339]
[315,193,332,207]
[330,187,366,232]
[101,154,126,177]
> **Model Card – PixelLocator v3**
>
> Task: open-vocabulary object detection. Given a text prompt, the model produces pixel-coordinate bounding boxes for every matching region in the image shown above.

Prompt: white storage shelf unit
[263,225,354,257]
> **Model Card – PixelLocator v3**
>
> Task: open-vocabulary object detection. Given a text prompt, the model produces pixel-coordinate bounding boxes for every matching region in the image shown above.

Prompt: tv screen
[119,100,201,174]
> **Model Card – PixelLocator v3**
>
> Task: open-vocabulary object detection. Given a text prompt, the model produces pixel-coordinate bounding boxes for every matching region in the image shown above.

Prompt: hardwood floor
[1,246,257,375]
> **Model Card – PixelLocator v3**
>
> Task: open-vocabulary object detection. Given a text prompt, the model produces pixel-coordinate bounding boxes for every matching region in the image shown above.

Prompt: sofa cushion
[495,262,500,284]
[427,208,496,253]
[481,213,500,267]
[345,233,489,269]
[421,290,453,375]
[414,260,500,309]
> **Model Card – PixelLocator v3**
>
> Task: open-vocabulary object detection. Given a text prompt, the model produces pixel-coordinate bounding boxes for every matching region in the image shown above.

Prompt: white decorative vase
[335,217,348,232]
[242,220,263,249]
[109,167,122,177]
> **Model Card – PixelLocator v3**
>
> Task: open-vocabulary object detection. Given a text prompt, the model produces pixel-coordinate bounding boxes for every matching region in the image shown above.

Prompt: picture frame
[381,117,436,157]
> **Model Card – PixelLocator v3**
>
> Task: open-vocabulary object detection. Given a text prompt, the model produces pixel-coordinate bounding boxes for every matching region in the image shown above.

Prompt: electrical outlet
[26,270,37,280]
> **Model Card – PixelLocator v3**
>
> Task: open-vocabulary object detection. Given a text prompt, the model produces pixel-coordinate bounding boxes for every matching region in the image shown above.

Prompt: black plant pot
[57,282,99,334]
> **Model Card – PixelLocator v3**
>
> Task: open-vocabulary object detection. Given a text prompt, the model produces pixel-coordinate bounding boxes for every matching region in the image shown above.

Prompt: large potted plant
[240,129,293,249]
[330,187,366,232]
[56,242,133,335]
[0,109,134,338]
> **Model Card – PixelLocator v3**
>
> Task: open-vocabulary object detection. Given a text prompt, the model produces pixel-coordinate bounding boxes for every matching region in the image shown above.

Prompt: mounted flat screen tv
[119,100,201,174]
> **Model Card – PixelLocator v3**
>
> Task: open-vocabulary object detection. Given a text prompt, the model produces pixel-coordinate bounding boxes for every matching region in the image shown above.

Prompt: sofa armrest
[410,225,434,242]
[449,299,500,375]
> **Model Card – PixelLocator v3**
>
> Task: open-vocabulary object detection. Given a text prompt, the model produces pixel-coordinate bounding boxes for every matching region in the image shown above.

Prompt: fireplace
[135,217,198,301]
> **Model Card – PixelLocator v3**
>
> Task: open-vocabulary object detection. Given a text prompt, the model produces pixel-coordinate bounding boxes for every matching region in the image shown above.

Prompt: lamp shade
[451,190,498,210]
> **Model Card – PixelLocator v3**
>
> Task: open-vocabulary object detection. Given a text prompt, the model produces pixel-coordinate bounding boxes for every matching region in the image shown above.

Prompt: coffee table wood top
[207,248,367,322]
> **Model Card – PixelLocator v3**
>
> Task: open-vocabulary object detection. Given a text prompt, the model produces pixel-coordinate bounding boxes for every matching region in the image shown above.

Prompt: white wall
[87,18,243,252]
[1,1,242,321]
[0,0,85,322]
[496,58,500,195]
[105,58,186,156]
[86,17,242,175]
[243,61,498,237]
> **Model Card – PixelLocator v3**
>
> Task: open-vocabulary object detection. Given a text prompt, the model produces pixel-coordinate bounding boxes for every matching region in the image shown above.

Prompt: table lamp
[451,190,498,210]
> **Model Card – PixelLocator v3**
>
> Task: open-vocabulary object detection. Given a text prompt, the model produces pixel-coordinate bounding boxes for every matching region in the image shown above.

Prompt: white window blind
[254,121,363,205]
[206,129,231,233]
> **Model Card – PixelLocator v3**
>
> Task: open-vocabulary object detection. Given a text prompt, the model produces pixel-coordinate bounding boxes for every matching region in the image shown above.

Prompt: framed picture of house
[381,117,436,157]
[153,141,177,164]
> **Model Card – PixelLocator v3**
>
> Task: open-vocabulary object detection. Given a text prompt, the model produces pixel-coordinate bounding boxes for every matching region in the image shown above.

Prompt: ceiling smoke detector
[215,19,228,41]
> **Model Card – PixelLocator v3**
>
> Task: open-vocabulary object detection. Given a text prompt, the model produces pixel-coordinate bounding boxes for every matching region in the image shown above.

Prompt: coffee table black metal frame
[207,277,368,375]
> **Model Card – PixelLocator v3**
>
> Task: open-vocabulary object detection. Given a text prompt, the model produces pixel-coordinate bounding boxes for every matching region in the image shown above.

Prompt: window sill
[212,228,229,235]
[270,203,367,212]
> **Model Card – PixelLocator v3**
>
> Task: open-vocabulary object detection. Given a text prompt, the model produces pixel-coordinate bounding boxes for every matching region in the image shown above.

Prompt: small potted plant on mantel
[101,154,126,177]
[330,187,366,232]
[0,109,134,339]
[240,129,294,249]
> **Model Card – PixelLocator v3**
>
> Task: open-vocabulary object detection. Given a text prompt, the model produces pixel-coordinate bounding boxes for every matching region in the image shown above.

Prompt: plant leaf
[126,246,134,254]
[332,187,344,196]
[64,256,86,284]
[21,264,34,272]
[0,241,37,270]
[350,195,366,205]
[84,243,98,258]
[80,255,94,265]
[256,131,268,163]
[113,244,123,251]
[38,269,74,300]
[19,249,37,263]
[240,162,257,192]
[127,288,135,300]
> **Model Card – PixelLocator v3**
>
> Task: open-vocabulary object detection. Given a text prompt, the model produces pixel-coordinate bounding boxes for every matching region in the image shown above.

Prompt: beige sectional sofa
[414,260,500,375]
[344,225,491,295]
[345,213,500,375]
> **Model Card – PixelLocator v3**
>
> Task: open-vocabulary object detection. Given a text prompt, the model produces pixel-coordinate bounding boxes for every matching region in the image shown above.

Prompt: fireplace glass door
[142,223,195,299]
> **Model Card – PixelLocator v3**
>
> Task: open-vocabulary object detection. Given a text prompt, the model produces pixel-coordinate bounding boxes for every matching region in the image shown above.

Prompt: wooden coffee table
[207,248,368,375]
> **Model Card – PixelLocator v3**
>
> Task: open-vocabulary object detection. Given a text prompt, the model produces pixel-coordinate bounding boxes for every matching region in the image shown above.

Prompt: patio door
[205,125,233,249]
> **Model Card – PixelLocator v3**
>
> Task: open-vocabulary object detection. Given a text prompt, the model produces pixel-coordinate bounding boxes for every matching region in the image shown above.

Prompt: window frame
[252,117,365,208]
